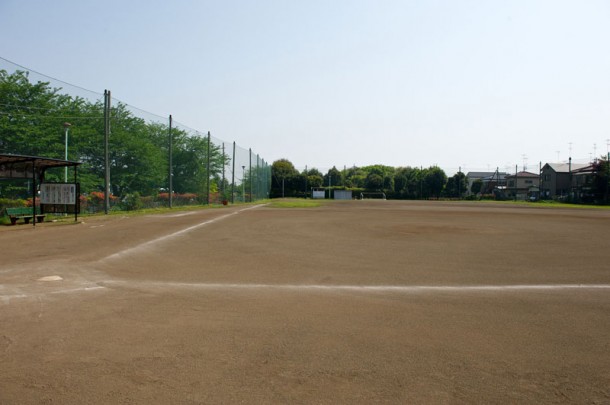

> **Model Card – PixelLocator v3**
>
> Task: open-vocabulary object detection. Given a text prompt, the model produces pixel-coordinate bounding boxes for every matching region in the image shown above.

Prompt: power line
[0,111,104,120]
[0,55,103,98]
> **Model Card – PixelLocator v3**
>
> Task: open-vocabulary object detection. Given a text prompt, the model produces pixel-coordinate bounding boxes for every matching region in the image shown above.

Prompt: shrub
[121,192,143,211]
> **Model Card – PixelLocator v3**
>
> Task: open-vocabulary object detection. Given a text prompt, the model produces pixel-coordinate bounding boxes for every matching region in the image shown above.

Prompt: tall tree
[323,166,342,188]
[422,166,447,198]
[271,159,299,197]
[444,172,468,198]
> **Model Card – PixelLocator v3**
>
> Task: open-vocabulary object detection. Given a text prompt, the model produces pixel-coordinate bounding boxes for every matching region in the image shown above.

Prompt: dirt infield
[1,201,609,404]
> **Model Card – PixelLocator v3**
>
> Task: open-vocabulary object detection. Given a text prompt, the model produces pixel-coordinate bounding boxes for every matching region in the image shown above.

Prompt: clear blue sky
[1,0,609,174]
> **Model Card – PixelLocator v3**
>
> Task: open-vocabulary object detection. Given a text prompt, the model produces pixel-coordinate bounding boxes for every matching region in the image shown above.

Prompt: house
[540,162,589,199]
[505,171,540,200]
[466,171,508,196]
[571,164,595,202]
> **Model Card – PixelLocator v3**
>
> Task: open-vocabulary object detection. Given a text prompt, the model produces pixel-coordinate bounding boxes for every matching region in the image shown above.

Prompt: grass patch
[269,199,323,208]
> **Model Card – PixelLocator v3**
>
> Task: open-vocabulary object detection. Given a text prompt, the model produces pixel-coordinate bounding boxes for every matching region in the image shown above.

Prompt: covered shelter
[0,154,81,225]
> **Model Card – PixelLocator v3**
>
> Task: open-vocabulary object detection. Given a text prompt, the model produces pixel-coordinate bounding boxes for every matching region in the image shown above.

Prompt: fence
[0,57,271,212]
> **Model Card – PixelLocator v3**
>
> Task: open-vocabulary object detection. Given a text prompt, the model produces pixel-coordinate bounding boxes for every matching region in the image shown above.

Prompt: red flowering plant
[158,192,199,206]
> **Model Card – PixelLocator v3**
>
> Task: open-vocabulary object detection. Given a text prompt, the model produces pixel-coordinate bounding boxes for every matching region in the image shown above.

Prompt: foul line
[4,283,608,304]
[103,204,265,261]
[103,281,610,293]
[1,286,106,304]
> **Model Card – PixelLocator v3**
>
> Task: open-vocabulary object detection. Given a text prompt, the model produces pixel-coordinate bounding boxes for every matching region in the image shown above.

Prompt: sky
[1,0,609,174]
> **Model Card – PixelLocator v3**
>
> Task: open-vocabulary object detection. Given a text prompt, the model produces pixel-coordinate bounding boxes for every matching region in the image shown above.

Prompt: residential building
[505,171,540,200]
[571,164,595,202]
[466,171,508,196]
[540,162,589,198]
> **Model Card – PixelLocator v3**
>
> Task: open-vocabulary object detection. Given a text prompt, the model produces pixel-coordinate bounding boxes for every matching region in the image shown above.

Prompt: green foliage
[471,178,483,195]
[270,160,449,200]
[393,167,422,198]
[0,69,233,203]
[0,197,27,213]
[422,166,447,198]
[365,173,383,190]
[324,166,343,187]
[444,172,468,198]
[120,192,143,211]
[271,159,300,197]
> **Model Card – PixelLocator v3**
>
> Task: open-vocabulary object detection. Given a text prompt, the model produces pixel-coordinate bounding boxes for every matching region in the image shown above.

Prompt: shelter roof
[0,153,80,179]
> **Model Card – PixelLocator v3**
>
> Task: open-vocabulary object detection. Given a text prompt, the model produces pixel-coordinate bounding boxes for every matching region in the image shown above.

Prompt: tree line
[270,159,468,199]
[0,70,269,206]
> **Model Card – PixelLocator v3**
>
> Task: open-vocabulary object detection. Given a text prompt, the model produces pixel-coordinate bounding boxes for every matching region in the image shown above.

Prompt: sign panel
[41,183,77,205]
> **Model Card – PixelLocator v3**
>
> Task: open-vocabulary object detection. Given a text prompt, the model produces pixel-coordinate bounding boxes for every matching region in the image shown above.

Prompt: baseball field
[1,200,609,403]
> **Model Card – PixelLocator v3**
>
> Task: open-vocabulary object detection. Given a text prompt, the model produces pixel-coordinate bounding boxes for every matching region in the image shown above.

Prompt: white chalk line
[1,285,106,304]
[3,282,608,304]
[103,204,266,261]
[102,281,610,293]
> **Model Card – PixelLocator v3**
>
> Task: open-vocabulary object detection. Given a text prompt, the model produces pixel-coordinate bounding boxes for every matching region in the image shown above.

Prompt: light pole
[63,122,71,182]
[242,166,246,202]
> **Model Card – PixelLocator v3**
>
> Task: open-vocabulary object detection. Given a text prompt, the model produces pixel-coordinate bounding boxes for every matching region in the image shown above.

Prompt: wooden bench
[4,207,46,225]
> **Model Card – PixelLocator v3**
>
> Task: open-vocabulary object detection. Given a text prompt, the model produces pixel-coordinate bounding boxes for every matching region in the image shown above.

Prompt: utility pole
[458,166,461,198]
[168,115,173,208]
[231,142,236,204]
[568,156,572,202]
[222,143,226,201]
[206,131,211,205]
[63,122,71,182]
[104,90,111,214]
[242,165,246,202]
[606,151,610,204]
[304,165,308,198]
[514,165,518,201]
[249,149,252,203]
[256,154,260,200]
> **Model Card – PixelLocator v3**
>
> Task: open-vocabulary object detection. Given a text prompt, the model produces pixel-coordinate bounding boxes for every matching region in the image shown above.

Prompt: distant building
[466,171,508,196]
[540,162,589,198]
[571,164,596,202]
[505,171,540,200]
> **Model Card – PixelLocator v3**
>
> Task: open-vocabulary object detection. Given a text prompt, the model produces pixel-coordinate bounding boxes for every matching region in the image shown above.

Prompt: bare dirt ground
[1,200,609,404]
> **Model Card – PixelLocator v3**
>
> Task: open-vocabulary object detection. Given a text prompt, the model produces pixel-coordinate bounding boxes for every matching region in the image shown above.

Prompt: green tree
[0,70,106,193]
[394,167,422,199]
[344,166,366,188]
[271,159,299,197]
[422,166,447,198]
[471,178,483,195]
[300,168,323,196]
[365,173,383,190]
[0,69,236,203]
[172,131,225,198]
[444,172,468,198]
[323,166,342,188]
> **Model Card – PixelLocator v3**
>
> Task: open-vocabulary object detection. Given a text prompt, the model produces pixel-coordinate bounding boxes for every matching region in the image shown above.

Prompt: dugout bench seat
[4,207,46,225]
